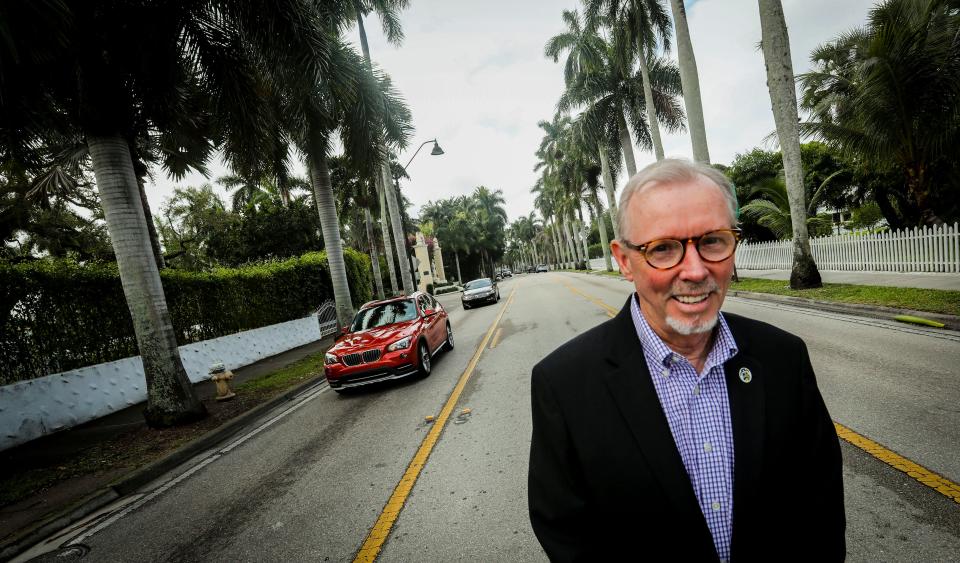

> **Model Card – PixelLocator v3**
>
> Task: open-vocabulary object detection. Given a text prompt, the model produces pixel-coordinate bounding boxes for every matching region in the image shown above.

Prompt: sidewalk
[0,337,331,558]
[737,269,960,290]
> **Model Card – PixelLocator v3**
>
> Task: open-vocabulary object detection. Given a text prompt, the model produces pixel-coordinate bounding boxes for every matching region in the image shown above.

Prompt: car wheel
[417,340,432,377]
[496,291,500,301]
[445,323,455,351]
[463,302,470,310]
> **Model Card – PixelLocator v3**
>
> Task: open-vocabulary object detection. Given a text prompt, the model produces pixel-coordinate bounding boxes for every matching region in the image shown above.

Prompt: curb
[726,290,960,331]
[0,375,328,562]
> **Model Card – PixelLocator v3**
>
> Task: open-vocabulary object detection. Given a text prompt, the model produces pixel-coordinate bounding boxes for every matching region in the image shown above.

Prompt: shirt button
[712,501,721,511]
[693,385,700,395]
[704,442,713,452]
[660,368,670,378]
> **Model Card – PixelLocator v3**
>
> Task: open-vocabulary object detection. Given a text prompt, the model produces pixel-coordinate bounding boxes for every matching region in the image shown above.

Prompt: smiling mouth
[673,293,710,304]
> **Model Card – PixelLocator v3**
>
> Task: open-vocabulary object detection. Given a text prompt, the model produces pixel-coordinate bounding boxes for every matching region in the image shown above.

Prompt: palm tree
[586,0,674,161]
[798,0,960,227]
[758,0,822,289]
[739,172,838,239]
[349,0,416,296]
[284,50,411,327]
[472,186,508,276]
[668,0,711,163]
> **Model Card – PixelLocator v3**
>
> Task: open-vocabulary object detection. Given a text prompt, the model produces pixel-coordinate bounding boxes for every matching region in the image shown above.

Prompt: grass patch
[236,351,325,394]
[591,269,623,277]
[731,277,960,316]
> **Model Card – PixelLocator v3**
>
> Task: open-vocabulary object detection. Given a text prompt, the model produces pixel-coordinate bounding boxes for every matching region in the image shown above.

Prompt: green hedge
[0,249,372,385]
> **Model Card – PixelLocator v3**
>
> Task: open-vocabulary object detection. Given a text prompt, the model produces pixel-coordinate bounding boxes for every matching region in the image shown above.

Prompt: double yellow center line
[353,286,518,562]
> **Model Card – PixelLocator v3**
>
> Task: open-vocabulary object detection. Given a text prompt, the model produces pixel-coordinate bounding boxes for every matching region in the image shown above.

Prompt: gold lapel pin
[738,367,752,383]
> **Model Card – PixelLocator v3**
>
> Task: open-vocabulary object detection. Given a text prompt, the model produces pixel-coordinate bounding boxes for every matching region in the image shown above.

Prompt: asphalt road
[19,272,960,562]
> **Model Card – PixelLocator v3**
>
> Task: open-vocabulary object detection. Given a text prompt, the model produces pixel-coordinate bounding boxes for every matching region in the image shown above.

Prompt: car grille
[342,349,382,367]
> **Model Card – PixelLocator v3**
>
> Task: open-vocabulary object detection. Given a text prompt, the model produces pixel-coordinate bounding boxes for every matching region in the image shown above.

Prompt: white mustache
[670,279,719,297]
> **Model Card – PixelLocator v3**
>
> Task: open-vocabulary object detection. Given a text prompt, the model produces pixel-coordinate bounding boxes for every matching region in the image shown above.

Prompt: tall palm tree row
[545,7,686,247]
[420,188,508,281]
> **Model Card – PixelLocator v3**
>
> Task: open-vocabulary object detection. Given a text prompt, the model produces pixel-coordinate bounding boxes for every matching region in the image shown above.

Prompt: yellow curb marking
[834,422,960,504]
[561,280,960,505]
[489,327,504,349]
[353,286,518,562]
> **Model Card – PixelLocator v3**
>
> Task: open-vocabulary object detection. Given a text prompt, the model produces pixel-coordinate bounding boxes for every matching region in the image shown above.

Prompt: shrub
[0,249,372,385]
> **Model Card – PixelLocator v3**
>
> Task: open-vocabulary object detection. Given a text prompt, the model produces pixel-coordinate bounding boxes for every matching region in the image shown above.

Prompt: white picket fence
[735,222,960,273]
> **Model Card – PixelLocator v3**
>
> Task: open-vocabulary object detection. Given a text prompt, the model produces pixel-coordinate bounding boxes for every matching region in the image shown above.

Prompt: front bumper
[325,362,419,389]
[462,292,496,305]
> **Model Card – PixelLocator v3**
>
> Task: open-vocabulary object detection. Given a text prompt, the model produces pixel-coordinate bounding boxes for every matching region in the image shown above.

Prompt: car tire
[417,340,432,377]
[496,291,500,301]
[445,323,454,351]
[463,302,470,310]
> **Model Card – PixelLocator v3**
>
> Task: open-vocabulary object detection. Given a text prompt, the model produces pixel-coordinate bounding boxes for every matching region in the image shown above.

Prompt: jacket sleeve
[528,364,590,562]
[797,339,847,560]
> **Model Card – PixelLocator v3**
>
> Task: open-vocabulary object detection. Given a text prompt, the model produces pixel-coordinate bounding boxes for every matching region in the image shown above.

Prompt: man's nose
[677,240,710,281]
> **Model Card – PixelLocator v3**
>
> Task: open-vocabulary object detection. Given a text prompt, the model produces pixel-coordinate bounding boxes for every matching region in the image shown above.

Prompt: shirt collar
[629,293,739,372]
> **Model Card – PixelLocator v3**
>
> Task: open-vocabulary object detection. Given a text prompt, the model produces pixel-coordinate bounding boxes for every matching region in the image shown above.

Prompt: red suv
[324,292,453,393]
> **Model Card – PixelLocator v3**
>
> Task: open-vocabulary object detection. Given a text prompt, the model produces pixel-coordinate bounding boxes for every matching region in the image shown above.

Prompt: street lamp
[393,139,444,291]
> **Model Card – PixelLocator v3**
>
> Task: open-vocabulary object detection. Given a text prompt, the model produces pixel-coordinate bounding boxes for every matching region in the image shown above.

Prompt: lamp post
[390,139,444,294]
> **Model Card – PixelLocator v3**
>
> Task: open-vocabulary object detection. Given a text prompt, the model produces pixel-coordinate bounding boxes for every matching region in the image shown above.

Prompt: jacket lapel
[722,316,766,554]
[600,298,711,534]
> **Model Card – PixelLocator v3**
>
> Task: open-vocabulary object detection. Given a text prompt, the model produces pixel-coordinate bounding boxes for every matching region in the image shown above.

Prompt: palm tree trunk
[136,175,165,270]
[377,174,399,295]
[557,219,567,268]
[564,214,579,267]
[382,163,415,294]
[669,0,710,163]
[598,147,620,240]
[564,216,576,267]
[454,250,462,283]
[594,195,613,271]
[618,113,638,177]
[364,208,385,299]
[357,10,409,294]
[758,0,821,289]
[309,151,356,327]
[637,46,665,161]
[87,134,205,428]
[552,219,563,268]
[576,207,590,268]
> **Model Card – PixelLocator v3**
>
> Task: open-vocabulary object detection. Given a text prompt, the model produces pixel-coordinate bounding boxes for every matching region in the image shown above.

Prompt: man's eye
[649,242,674,254]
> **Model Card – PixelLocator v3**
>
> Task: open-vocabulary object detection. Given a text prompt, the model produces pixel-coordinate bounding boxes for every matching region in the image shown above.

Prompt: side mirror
[423,308,436,317]
[340,325,349,334]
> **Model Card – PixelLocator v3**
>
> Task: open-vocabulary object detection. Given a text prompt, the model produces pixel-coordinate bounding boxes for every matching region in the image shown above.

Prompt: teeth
[675,294,708,304]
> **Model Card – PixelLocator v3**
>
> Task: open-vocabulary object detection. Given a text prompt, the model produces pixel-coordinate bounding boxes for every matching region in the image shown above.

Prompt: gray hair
[616,158,738,239]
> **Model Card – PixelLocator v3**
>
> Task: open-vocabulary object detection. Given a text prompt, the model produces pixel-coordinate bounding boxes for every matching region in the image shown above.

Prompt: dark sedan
[461,278,500,309]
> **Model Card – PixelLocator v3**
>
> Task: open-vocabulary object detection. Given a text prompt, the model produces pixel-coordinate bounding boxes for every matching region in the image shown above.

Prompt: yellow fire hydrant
[209,362,236,401]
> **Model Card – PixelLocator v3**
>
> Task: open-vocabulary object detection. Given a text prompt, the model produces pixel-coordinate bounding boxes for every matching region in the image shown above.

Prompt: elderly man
[528,159,845,562]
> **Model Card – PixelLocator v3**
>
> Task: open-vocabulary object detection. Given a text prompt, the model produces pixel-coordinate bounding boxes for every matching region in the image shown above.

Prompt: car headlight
[387,336,412,352]
[324,353,338,365]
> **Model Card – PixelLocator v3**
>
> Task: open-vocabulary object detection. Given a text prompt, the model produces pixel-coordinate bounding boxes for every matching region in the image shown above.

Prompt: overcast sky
[144,0,877,223]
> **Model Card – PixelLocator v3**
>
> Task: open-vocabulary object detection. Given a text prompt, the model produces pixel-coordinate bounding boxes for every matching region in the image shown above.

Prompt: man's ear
[610,240,634,281]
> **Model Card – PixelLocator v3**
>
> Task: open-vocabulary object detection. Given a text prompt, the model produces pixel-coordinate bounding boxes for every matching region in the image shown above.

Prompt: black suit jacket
[528,297,845,562]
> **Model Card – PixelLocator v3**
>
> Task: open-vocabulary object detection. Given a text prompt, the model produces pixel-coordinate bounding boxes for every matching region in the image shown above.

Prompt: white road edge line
[64,382,330,546]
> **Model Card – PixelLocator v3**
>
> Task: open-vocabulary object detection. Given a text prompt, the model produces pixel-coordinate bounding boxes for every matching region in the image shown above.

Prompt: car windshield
[351,300,417,331]
[464,279,492,290]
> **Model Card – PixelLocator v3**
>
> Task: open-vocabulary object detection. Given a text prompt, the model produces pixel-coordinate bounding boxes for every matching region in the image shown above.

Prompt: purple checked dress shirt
[630,294,738,562]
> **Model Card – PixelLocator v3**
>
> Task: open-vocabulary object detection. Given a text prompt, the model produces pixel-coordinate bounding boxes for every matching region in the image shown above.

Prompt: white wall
[0,314,322,452]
